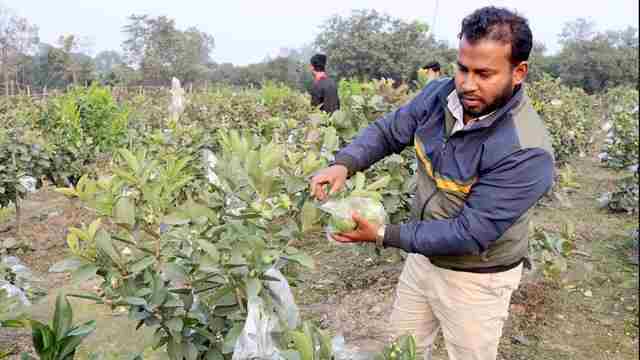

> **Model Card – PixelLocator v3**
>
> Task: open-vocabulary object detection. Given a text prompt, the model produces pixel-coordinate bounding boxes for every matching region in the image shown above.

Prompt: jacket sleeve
[384,148,555,256]
[333,80,440,174]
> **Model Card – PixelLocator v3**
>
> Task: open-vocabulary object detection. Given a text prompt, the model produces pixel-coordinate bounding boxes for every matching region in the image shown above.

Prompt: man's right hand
[310,165,348,201]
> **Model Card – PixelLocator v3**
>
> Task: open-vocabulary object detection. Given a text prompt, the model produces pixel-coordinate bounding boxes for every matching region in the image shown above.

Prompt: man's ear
[513,61,528,86]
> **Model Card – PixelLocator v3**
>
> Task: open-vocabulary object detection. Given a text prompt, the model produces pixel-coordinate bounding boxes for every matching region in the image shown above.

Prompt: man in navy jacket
[310,6,554,359]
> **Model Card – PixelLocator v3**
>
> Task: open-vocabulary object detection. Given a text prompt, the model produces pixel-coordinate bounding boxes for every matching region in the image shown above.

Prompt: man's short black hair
[422,61,441,72]
[310,54,327,72]
[458,6,533,65]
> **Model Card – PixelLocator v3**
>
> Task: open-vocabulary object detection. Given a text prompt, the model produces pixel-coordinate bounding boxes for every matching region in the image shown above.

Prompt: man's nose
[461,74,479,93]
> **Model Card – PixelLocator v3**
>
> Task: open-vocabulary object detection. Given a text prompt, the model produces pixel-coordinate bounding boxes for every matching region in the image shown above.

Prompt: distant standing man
[309,54,340,114]
[422,61,442,82]
[310,7,554,360]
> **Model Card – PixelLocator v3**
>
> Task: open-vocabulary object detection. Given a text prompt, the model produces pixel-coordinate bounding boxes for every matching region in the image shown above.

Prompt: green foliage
[607,172,639,215]
[122,14,215,86]
[374,335,417,360]
[0,127,52,207]
[530,222,577,280]
[38,85,129,184]
[601,86,639,169]
[527,75,597,163]
[284,321,333,360]
[315,9,438,82]
[55,123,317,359]
[19,293,96,360]
[554,20,638,93]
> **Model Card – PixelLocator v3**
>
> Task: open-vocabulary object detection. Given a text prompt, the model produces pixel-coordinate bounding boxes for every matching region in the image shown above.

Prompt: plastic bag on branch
[232,268,299,360]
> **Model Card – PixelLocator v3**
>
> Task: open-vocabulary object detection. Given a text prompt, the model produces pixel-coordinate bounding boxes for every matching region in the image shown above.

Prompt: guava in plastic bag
[319,196,387,240]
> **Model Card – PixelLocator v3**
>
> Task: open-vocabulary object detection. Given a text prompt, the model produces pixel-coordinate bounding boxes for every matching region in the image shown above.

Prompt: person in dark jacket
[310,7,554,360]
[309,54,340,113]
[422,61,442,81]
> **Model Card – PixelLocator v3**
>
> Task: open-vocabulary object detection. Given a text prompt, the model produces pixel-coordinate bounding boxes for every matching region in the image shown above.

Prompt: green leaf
[205,350,224,360]
[167,339,184,360]
[301,201,320,233]
[71,264,98,285]
[353,172,366,191]
[366,175,391,191]
[30,320,53,354]
[113,196,135,226]
[112,168,138,184]
[0,319,29,328]
[289,330,313,360]
[95,230,120,263]
[58,335,85,359]
[52,293,73,341]
[55,187,77,197]
[162,211,190,225]
[222,323,243,354]
[152,328,166,350]
[149,272,168,306]
[67,292,103,303]
[118,148,140,173]
[135,288,153,297]
[166,318,183,337]
[162,263,187,283]
[87,219,102,240]
[124,297,147,306]
[185,342,198,360]
[246,277,262,299]
[184,200,216,222]
[283,253,315,269]
[197,239,220,263]
[128,256,156,274]
[66,320,96,337]
[212,288,237,307]
[317,327,334,359]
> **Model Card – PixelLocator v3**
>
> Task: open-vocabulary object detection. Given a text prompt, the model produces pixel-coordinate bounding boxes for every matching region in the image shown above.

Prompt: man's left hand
[332,212,380,243]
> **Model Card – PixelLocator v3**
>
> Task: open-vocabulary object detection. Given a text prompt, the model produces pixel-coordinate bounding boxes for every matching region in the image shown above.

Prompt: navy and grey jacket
[335,78,555,272]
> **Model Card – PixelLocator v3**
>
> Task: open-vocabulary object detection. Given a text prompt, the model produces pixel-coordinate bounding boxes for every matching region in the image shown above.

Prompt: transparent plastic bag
[318,197,387,244]
[1,256,47,306]
[232,268,299,360]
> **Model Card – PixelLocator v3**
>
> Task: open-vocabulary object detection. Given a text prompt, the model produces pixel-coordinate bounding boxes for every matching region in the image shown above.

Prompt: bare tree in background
[0,5,39,95]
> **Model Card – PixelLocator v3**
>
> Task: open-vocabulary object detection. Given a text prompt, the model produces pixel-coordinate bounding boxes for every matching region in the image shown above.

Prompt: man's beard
[458,81,514,119]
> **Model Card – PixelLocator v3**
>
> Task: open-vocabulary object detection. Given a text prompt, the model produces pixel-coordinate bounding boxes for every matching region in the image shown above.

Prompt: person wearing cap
[309,54,340,114]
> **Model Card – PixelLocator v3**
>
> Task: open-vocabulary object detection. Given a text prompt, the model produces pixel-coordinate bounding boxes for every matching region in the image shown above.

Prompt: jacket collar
[436,79,525,133]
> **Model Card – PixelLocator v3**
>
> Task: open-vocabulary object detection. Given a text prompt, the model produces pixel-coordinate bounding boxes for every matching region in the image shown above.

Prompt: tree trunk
[14,196,21,236]
[2,49,8,96]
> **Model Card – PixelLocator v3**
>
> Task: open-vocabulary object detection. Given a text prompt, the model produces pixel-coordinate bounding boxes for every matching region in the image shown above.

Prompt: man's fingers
[351,212,364,223]
[329,177,343,195]
[310,176,328,200]
[332,233,358,243]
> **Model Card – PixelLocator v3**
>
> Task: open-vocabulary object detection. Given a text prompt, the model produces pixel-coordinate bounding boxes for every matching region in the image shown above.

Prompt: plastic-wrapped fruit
[330,216,356,233]
[320,196,387,236]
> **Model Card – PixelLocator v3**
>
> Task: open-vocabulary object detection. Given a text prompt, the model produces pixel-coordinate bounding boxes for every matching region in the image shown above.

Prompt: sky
[5,0,639,66]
